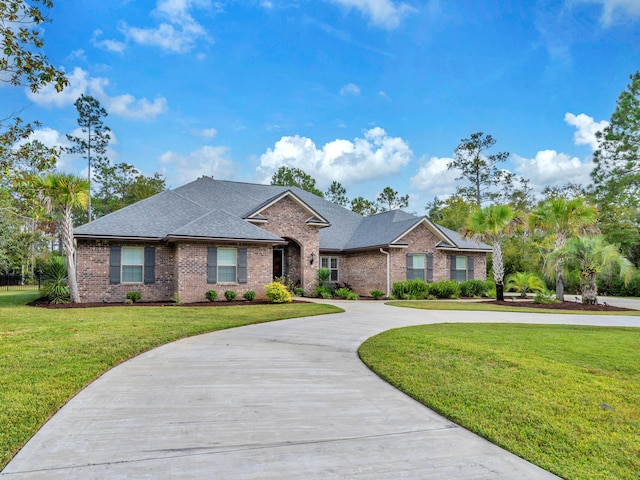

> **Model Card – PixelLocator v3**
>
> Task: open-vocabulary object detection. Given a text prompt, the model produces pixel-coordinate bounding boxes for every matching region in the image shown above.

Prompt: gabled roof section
[436,225,492,252]
[244,190,331,227]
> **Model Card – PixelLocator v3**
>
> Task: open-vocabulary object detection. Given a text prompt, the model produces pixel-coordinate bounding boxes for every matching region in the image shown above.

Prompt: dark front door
[273,249,284,279]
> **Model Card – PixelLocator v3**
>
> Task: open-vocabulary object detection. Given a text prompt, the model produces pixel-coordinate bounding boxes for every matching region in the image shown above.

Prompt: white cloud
[377,90,391,101]
[409,156,461,198]
[121,0,213,53]
[26,67,168,120]
[192,127,218,139]
[258,127,413,186]
[91,30,126,53]
[340,83,361,96]
[327,0,416,29]
[572,0,640,25]
[564,112,608,151]
[513,150,593,192]
[159,145,235,186]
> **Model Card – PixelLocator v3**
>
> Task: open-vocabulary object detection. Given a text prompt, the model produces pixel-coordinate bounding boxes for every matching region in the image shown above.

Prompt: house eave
[165,235,287,245]
[74,234,165,242]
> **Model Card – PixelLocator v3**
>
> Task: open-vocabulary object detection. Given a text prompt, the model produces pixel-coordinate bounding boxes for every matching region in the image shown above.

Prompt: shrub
[40,255,70,304]
[335,287,358,300]
[265,281,292,303]
[370,289,385,300]
[505,272,546,297]
[205,289,218,302]
[294,287,305,297]
[224,290,237,301]
[533,289,557,304]
[391,279,430,299]
[314,285,332,299]
[243,290,256,301]
[125,291,141,303]
[459,280,490,298]
[431,280,461,299]
[171,291,182,305]
[317,268,331,289]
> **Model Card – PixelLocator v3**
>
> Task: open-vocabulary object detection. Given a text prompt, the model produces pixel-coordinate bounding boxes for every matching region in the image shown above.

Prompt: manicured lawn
[359,323,640,480]
[0,291,342,469]
[387,299,640,315]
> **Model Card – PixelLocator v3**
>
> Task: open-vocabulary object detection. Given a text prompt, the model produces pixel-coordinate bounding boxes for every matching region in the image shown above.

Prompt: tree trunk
[492,242,505,301]
[556,268,565,302]
[496,282,504,302]
[61,207,81,303]
[581,274,598,305]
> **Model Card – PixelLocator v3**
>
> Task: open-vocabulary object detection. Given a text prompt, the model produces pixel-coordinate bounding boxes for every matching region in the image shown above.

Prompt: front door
[273,249,284,279]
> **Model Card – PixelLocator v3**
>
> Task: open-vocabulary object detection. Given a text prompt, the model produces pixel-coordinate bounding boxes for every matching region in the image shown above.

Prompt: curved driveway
[3,301,639,479]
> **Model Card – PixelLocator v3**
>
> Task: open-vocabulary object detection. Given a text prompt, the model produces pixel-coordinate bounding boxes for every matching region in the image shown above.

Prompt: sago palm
[463,204,520,301]
[505,272,546,298]
[544,236,633,304]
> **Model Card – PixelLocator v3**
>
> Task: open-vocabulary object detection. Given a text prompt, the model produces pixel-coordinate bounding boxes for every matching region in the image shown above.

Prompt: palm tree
[38,173,90,303]
[505,272,546,298]
[463,204,520,301]
[529,197,598,301]
[545,236,634,304]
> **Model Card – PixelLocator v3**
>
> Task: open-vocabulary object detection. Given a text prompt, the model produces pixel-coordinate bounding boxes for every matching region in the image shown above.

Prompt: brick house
[73,177,491,303]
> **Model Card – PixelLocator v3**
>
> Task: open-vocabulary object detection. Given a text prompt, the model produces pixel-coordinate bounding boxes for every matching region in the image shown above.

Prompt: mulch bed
[484,300,636,312]
[28,298,309,309]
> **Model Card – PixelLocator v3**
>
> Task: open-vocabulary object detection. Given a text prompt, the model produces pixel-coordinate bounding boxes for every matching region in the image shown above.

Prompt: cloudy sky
[4,0,639,211]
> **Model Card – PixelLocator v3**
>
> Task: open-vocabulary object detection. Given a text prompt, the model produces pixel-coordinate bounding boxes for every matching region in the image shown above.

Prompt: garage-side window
[321,256,339,282]
[122,247,144,283]
[218,248,237,283]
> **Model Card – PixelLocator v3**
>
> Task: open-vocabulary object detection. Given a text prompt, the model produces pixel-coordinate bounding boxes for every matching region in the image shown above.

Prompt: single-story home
[73,177,491,303]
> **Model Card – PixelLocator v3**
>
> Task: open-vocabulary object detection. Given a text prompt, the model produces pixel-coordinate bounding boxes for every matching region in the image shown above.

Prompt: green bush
[334,287,358,300]
[317,268,331,289]
[265,281,292,303]
[294,287,305,297]
[459,280,491,298]
[370,289,385,300]
[391,279,431,299]
[533,289,557,304]
[431,280,461,299]
[243,290,256,301]
[205,289,218,302]
[125,291,141,303]
[171,291,182,305]
[40,255,70,304]
[224,290,237,301]
[314,285,332,299]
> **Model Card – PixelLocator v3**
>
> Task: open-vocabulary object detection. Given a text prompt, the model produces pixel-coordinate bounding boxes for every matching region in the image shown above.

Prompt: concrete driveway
[3,301,639,479]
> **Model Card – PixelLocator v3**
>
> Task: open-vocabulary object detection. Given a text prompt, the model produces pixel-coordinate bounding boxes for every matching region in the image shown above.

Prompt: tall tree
[270,166,323,197]
[591,71,640,265]
[377,186,409,211]
[529,197,599,301]
[462,204,520,301]
[448,132,510,207]
[426,194,475,230]
[545,236,633,305]
[324,181,349,206]
[37,173,89,303]
[350,196,380,216]
[66,95,111,222]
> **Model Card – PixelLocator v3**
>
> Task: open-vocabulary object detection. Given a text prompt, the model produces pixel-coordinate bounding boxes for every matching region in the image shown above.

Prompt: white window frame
[454,255,468,282]
[411,253,426,281]
[121,246,144,284]
[321,256,339,282]
[218,247,238,284]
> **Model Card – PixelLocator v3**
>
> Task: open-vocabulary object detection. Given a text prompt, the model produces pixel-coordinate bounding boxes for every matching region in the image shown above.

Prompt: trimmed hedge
[392,279,494,300]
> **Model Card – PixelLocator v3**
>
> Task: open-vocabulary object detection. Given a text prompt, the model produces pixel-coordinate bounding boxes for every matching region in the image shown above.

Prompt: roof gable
[244,190,330,227]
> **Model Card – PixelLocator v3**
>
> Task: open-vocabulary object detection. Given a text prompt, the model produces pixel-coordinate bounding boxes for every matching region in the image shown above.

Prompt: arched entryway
[273,238,302,288]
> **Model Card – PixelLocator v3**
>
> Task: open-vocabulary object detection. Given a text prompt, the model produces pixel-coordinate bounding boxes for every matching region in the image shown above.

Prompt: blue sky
[5,0,640,212]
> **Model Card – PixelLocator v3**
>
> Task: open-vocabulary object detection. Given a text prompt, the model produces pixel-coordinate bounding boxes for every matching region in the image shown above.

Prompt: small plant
[125,298,133,305]
[314,285,332,299]
[431,280,461,299]
[171,291,182,305]
[126,291,141,303]
[335,287,358,300]
[205,289,218,302]
[40,255,70,304]
[243,290,256,301]
[265,281,292,303]
[533,289,557,305]
[294,287,305,297]
[370,289,385,300]
[224,290,237,301]
[506,272,546,298]
[317,267,331,289]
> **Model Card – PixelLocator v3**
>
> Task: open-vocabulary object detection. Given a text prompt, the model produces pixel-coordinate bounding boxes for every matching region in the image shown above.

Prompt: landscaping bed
[28,298,309,308]
[485,299,635,312]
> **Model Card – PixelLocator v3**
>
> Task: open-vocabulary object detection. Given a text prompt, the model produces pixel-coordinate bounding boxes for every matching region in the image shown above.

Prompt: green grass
[359,323,640,480]
[387,299,640,315]
[0,291,342,469]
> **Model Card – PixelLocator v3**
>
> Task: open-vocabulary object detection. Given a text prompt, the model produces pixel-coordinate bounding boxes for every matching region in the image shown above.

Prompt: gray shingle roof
[74,177,490,252]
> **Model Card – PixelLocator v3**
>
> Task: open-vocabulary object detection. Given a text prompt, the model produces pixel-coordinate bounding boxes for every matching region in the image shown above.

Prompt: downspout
[380,248,390,298]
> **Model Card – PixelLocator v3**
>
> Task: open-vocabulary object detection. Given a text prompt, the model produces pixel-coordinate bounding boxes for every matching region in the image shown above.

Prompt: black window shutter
[450,255,456,280]
[427,253,434,282]
[238,248,248,284]
[468,256,474,280]
[144,247,156,284]
[207,247,217,284]
[110,246,121,285]
[406,253,413,280]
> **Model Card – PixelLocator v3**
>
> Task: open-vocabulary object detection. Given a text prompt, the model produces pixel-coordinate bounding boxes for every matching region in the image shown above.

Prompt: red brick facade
[75,199,487,303]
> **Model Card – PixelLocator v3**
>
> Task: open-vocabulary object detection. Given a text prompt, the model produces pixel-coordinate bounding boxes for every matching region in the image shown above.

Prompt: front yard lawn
[0,291,342,469]
[359,323,640,480]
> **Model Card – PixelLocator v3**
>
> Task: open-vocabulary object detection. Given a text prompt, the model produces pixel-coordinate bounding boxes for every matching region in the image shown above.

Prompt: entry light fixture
[310,252,316,265]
